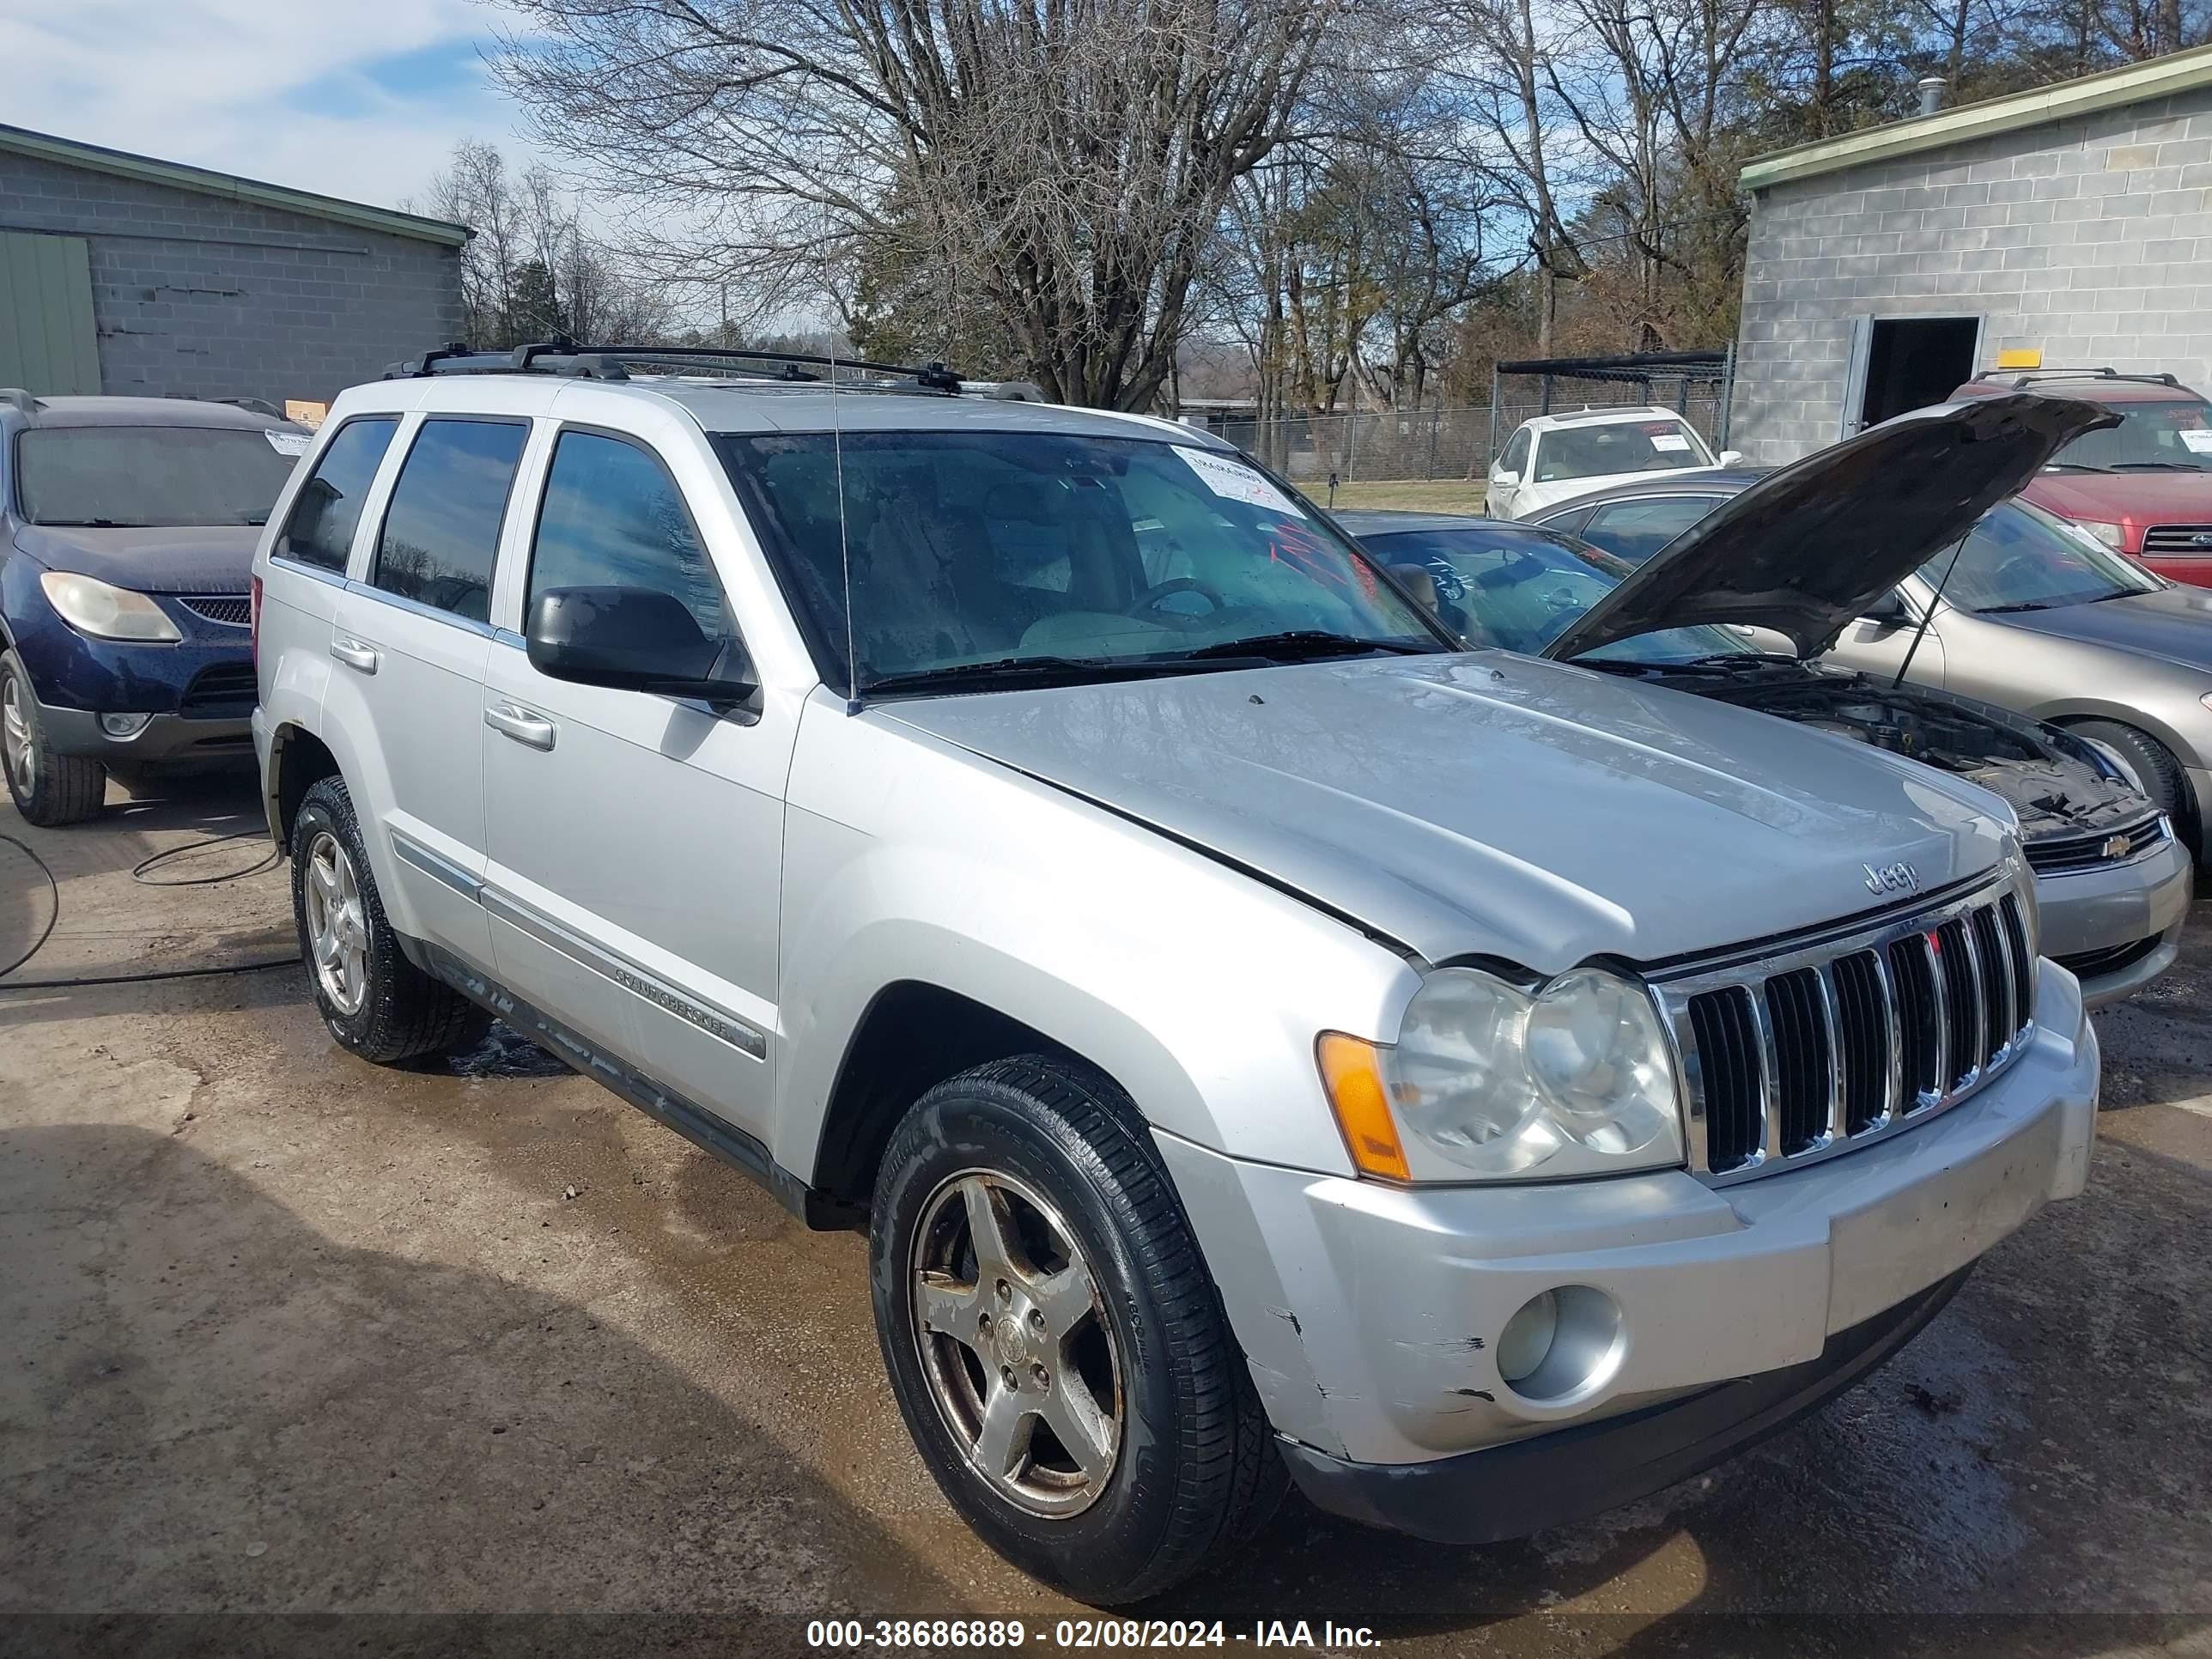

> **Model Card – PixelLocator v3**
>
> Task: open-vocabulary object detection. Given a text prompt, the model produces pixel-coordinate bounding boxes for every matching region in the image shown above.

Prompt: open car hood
[1547,393,2118,661]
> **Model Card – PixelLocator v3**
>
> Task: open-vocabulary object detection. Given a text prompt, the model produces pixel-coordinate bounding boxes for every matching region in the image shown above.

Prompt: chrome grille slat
[1655,873,2036,1188]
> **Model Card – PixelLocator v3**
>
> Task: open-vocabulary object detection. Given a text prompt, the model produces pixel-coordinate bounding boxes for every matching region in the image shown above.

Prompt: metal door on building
[0,232,100,394]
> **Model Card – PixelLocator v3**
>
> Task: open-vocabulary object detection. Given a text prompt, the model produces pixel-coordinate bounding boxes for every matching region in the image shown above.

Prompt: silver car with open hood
[1343,402,2193,1008]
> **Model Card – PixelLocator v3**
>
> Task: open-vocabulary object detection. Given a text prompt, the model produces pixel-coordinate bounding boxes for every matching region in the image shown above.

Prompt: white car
[1486,404,1741,520]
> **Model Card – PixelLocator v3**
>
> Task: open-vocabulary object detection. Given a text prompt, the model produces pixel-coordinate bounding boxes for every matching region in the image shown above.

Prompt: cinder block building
[1729,45,2212,465]
[0,122,467,407]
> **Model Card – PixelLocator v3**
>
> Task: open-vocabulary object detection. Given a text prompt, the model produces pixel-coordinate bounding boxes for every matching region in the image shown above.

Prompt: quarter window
[370,419,528,623]
[1500,427,1531,474]
[276,417,398,573]
[527,431,729,640]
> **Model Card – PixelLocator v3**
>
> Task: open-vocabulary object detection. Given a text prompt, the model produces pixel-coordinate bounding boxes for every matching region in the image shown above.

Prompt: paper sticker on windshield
[265,429,312,458]
[2180,428,2212,454]
[1648,432,1692,452]
[1176,447,1306,517]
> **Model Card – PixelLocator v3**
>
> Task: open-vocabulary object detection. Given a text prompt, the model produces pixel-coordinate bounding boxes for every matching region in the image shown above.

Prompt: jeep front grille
[1655,876,2036,1184]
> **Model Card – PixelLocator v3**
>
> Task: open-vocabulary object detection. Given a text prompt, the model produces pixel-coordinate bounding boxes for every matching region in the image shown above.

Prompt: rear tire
[289,774,489,1064]
[869,1056,1283,1606]
[2,651,106,827]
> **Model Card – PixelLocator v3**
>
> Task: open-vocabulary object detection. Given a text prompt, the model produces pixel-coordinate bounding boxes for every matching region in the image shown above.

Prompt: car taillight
[250,574,263,670]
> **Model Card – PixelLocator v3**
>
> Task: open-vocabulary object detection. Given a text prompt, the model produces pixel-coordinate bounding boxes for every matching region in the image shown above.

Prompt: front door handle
[485,702,557,751]
[330,637,380,674]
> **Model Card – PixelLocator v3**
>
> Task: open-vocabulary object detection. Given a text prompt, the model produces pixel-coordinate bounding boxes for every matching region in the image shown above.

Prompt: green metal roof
[0,122,471,246]
[1740,43,2212,191]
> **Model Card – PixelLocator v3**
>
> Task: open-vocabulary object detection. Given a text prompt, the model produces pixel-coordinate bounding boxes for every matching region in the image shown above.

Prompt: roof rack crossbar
[0,388,46,416]
[1975,366,2183,389]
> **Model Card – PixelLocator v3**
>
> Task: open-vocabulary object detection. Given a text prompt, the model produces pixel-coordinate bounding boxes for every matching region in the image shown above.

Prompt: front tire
[2072,720,2197,852]
[870,1057,1282,1604]
[2,651,106,827]
[289,774,489,1064]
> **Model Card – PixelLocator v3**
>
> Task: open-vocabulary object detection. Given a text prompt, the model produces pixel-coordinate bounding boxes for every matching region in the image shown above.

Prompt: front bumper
[1156,957,2099,1529]
[2035,834,2194,1007]
[1278,1264,1970,1544]
[40,697,251,764]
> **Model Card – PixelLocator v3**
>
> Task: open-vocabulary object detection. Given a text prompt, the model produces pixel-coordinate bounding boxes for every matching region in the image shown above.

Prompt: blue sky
[0,1,534,213]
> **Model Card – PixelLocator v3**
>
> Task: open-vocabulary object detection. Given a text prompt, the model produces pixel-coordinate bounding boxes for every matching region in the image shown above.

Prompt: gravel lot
[3,774,2207,1658]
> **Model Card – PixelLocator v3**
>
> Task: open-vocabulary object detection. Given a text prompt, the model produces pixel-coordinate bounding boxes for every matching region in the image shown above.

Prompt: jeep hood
[1549,393,2119,661]
[11,523,260,593]
[881,654,2014,969]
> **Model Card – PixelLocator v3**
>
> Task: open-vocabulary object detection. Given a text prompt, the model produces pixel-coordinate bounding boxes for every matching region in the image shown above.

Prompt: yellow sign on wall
[1996,348,2044,369]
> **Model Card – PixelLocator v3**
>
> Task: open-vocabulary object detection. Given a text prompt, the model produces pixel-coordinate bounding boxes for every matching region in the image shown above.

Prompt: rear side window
[526,431,728,639]
[1582,495,1718,567]
[276,417,398,572]
[370,419,528,624]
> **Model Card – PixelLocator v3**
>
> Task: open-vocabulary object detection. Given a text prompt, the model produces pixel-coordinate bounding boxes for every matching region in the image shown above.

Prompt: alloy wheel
[2,672,33,797]
[909,1169,1123,1517]
[304,830,369,1016]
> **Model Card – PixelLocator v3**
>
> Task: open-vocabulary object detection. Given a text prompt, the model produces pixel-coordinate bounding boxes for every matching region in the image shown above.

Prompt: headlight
[2073,519,2126,551]
[40,572,182,641]
[1320,966,1685,1182]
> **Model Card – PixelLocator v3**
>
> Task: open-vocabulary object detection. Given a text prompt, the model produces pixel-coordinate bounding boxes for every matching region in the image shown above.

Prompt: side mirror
[1717,448,1744,466]
[1492,469,1519,485]
[527,586,756,705]
[1860,591,1913,629]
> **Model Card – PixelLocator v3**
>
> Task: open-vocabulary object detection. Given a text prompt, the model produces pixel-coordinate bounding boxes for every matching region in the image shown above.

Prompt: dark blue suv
[2,392,305,824]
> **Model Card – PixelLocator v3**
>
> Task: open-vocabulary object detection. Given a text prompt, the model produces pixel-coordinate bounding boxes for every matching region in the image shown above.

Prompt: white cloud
[0,0,534,213]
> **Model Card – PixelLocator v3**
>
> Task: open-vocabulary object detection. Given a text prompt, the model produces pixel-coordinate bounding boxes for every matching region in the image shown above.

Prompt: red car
[1953,368,2212,586]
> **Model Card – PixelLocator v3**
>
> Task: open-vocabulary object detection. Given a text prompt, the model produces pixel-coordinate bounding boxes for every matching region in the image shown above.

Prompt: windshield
[16,426,301,527]
[1357,521,1747,663]
[1924,500,2164,613]
[717,430,1445,693]
[1532,419,1712,485]
[2047,395,2212,471]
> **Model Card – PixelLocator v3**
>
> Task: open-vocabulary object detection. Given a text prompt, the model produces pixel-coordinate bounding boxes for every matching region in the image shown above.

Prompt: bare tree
[489,0,1341,409]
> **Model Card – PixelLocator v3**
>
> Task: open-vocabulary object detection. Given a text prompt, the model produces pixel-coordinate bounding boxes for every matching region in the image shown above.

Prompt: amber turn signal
[1316,1032,1411,1181]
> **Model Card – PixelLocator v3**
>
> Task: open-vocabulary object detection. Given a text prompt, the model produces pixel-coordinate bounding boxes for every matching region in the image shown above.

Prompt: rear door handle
[485,702,557,751]
[330,637,379,674]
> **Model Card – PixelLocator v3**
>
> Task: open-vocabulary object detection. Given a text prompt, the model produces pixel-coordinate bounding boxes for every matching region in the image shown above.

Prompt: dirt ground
[3,773,2208,1659]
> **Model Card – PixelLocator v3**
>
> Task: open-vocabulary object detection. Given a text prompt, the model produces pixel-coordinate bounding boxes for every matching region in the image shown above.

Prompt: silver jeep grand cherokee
[252,349,2102,1605]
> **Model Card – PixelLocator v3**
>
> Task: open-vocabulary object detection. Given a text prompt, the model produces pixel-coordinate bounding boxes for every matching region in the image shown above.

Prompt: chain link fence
[1193,349,1735,486]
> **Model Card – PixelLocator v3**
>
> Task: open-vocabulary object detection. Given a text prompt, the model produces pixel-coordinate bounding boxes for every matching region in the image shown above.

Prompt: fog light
[1495,1285,1626,1404]
[99,712,153,738]
[1497,1291,1559,1384]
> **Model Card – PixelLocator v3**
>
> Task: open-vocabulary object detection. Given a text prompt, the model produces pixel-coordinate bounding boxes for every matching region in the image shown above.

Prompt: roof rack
[381,337,973,395]
[1975,366,2183,390]
[0,388,45,418]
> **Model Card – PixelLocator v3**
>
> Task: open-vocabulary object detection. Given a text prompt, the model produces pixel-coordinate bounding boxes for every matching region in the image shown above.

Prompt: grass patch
[1294,478,1488,516]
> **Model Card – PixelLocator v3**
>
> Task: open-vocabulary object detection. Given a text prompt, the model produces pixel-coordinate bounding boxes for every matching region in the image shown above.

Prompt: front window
[1531,419,1711,486]
[16,425,301,527]
[1926,501,2164,614]
[1358,521,1745,663]
[2047,396,2212,472]
[718,431,1444,693]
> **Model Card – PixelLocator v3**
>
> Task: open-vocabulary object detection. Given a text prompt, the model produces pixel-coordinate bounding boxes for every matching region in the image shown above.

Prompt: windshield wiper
[1177,631,1431,664]
[860,655,1165,697]
[2043,461,2110,473]
[2108,460,2211,471]
[1977,601,2054,614]
[33,517,137,527]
